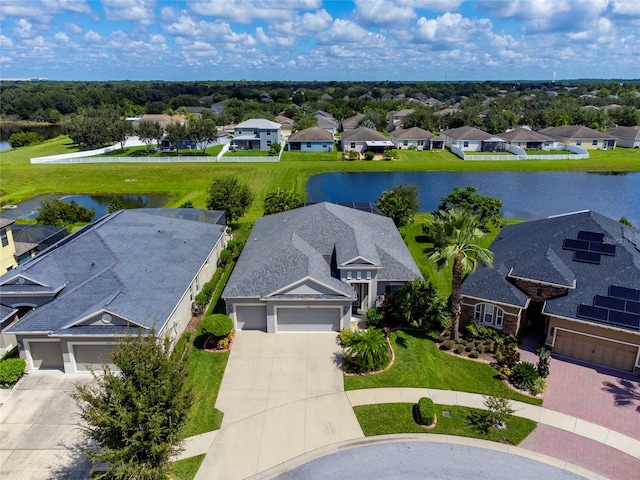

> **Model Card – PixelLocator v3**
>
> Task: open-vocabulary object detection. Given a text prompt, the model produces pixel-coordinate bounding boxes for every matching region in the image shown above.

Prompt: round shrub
[485,341,495,353]
[464,343,474,352]
[454,346,464,354]
[201,314,234,338]
[469,350,479,359]
[437,335,448,343]
[0,358,26,385]
[476,344,485,354]
[202,280,216,297]
[194,292,209,308]
[531,377,547,396]
[218,249,232,267]
[363,151,375,161]
[510,362,539,391]
[416,397,436,425]
[343,328,390,373]
[365,307,385,328]
[440,340,454,351]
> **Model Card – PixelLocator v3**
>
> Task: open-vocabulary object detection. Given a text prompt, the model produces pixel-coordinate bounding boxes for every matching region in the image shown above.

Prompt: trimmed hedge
[416,397,435,425]
[0,358,26,386]
[201,314,234,338]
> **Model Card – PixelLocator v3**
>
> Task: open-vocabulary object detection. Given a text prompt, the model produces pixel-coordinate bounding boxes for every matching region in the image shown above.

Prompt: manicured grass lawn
[171,454,205,480]
[354,403,536,445]
[99,144,224,157]
[223,149,271,156]
[344,330,542,405]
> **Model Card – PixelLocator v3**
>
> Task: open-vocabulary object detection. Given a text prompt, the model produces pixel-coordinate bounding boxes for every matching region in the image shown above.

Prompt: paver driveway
[0,371,92,480]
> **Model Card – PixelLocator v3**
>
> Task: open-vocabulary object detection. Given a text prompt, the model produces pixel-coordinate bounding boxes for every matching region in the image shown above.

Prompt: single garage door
[236,305,267,331]
[73,344,117,372]
[29,341,64,370]
[277,307,340,332]
[554,330,637,372]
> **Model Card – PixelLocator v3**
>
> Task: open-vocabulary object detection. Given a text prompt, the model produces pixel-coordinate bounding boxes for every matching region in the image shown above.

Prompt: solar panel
[577,304,609,322]
[608,310,640,329]
[593,295,625,311]
[627,301,640,314]
[573,250,601,264]
[589,242,616,255]
[577,231,604,242]
[609,285,640,301]
[563,239,589,250]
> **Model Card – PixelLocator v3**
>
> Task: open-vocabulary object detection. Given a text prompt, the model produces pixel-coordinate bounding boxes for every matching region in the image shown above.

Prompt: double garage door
[235,305,340,332]
[28,341,116,372]
[554,330,638,372]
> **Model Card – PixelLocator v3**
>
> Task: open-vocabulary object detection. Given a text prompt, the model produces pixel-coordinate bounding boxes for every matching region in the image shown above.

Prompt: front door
[352,283,369,313]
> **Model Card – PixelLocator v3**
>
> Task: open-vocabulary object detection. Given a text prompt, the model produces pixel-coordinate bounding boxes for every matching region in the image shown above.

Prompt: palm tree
[426,209,494,340]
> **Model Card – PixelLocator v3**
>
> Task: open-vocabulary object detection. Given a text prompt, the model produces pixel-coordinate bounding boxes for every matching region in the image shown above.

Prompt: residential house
[441,126,507,152]
[274,115,294,140]
[129,113,188,129]
[540,125,616,150]
[390,127,443,150]
[340,127,394,154]
[341,113,365,131]
[315,110,339,135]
[222,202,423,332]
[608,126,640,149]
[288,127,335,152]
[499,127,554,150]
[1,208,227,373]
[211,100,227,114]
[460,211,640,374]
[0,218,18,275]
[10,224,67,264]
[387,109,414,131]
[231,118,283,151]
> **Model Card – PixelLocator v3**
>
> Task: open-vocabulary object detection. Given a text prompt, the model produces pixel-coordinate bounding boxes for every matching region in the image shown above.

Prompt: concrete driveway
[196,332,364,480]
[0,371,92,480]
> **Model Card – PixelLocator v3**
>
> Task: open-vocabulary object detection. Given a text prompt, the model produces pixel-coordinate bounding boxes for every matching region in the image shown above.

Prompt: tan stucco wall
[0,226,18,275]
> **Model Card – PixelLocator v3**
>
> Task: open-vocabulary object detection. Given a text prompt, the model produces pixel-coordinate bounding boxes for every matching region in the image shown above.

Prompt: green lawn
[354,403,536,445]
[223,149,271,156]
[344,330,542,405]
[171,454,205,480]
[99,144,224,157]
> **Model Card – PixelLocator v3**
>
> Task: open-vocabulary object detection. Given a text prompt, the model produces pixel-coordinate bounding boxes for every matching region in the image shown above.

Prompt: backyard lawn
[354,403,536,445]
[344,330,542,406]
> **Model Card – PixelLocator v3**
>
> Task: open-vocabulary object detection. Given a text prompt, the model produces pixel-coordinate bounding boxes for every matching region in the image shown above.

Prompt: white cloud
[13,19,33,39]
[102,0,156,25]
[413,12,493,46]
[0,35,13,47]
[298,9,332,32]
[84,31,103,42]
[164,14,257,48]
[0,0,93,18]
[149,33,165,43]
[353,0,417,26]
[611,0,640,16]
[54,32,70,42]
[255,27,295,47]
[65,22,83,34]
[318,18,386,47]
[188,0,322,23]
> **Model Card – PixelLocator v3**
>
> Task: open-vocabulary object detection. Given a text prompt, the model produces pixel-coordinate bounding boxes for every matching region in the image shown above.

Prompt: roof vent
[101,313,112,324]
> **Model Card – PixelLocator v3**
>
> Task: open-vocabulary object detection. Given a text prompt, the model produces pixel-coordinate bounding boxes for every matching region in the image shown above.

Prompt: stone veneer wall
[513,279,568,302]
[461,299,523,336]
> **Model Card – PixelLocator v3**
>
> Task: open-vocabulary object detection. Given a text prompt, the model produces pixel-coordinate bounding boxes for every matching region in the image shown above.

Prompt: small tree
[387,279,448,330]
[376,183,421,227]
[342,328,390,373]
[206,175,253,223]
[72,330,192,480]
[36,199,94,226]
[483,395,514,429]
[165,122,188,155]
[269,142,281,156]
[437,186,502,230]
[619,216,634,228]
[263,188,301,215]
[136,120,164,152]
[108,198,124,213]
[111,119,134,151]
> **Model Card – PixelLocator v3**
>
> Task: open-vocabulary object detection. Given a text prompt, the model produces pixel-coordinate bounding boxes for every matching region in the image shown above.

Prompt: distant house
[341,113,365,131]
[441,126,507,152]
[274,115,295,140]
[10,224,67,264]
[288,127,335,152]
[231,118,283,151]
[211,100,227,114]
[608,126,640,149]
[340,127,394,154]
[460,211,640,375]
[1,209,227,373]
[130,113,188,129]
[315,110,339,135]
[540,125,616,150]
[499,127,554,150]
[387,109,414,130]
[222,203,423,332]
[179,106,206,116]
[390,127,443,150]
[0,218,18,275]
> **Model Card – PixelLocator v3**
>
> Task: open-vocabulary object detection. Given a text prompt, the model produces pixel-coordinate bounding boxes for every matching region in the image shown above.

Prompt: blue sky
[1,0,639,81]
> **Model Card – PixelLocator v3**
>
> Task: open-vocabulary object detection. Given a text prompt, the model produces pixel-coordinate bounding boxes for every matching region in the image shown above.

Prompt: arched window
[474,303,504,328]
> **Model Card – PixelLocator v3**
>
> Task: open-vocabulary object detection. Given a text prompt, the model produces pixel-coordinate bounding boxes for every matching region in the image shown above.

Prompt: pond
[306,171,640,227]
[0,123,66,151]
[1,194,171,221]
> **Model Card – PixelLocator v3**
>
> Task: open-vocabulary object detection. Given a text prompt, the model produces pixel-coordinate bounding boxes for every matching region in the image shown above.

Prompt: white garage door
[73,344,117,372]
[277,307,340,332]
[554,330,637,372]
[29,341,64,370]
[236,305,267,331]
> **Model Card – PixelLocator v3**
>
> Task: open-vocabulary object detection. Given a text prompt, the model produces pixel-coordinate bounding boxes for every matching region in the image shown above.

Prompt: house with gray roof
[541,125,616,150]
[222,203,422,333]
[231,118,282,151]
[441,126,507,152]
[460,211,640,374]
[390,127,443,150]
[499,127,554,150]
[288,127,335,152]
[340,113,365,131]
[0,209,226,373]
[314,110,339,135]
[340,127,394,155]
[608,125,640,149]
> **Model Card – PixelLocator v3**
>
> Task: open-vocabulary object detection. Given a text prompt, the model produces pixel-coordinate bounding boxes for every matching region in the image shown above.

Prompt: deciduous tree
[263,188,300,215]
[206,176,253,223]
[437,186,502,230]
[136,120,164,152]
[376,183,421,227]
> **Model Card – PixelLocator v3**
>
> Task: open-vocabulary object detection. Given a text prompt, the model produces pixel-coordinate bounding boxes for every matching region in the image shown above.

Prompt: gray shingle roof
[4,209,225,335]
[223,203,422,300]
[608,126,640,140]
[498,128,553,143]
[235,118,281,129]
[390,127,436,140]
[462,211,640,329]
[288,127,335,142]
[544,125,615,140]
[442,126,497,141]
[341,127,388,142]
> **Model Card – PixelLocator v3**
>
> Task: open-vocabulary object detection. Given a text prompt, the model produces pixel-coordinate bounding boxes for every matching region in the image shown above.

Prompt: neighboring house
[274,115,295,140]
[499,127,554,150]
[460,211,640,374]
[211,100,227,114]
[341,127,394,154]
[288,127,335,152]
[179,106,206,116]
[129,113,188,129]
[1,209,227,373]
[390,127,443,150]
[231,118,283,151]
[387,109,414,130]
[341,113,365,131]
[608,126,640,149]
[10,224,67,265]
[540,125,616,150]
[222,202,423,333]
[441,126,507,152]
[0,218,18,275]
[315,110,339,135]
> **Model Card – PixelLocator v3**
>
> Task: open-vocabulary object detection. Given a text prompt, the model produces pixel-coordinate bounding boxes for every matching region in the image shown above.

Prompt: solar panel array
[576,285,640,331]
[562,230,616,264]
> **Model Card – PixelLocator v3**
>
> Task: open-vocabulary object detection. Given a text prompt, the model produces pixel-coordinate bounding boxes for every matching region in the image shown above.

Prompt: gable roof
[608,125,640,140]
[341,114,365,129]
[462,211,640,331]
[274,115,294,125]
[341,127,388,142]
[442,126,497,141]
[3,209,226,336]
[543,125,615,140]
[235,118,281,129]
[288,127,335,142]
[390,127,436,140]
[499,127,553,143]
[223,203,422,300]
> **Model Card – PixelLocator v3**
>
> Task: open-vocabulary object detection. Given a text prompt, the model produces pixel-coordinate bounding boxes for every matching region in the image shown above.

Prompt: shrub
[202,280,216,297]
[469,350,479,359]
[511,362,539,391]
[483,395,514,428]
[437,335,448,343]
[216,332,234,350]
[194,292,209,309]
[0,358,26,385]
[343,328,390,373]
[537,347,551,378]
[476,344,485,354]
[338,328,356,347]
[346,150,360,161]
[365,307,385,328]
[363,151,375,160]
[440,340,454,351]
[416,397,436,425]
[485,341,495,353]
[498,365,511,380]
[454,346,464,354]
[531,377,547,396]
[499,343,520,368]
[464,343,474,352]
[201,314,234,338]
[8,131,44,148]
[218,249,232,267]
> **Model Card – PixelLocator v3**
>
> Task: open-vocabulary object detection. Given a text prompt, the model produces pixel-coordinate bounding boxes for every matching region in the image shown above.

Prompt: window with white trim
[474,303,504,328]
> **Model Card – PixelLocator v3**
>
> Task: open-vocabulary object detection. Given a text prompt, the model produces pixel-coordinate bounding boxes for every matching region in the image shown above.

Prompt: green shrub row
[195,268,224,309]
[0,358,26,386]
[416,397,435,425]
